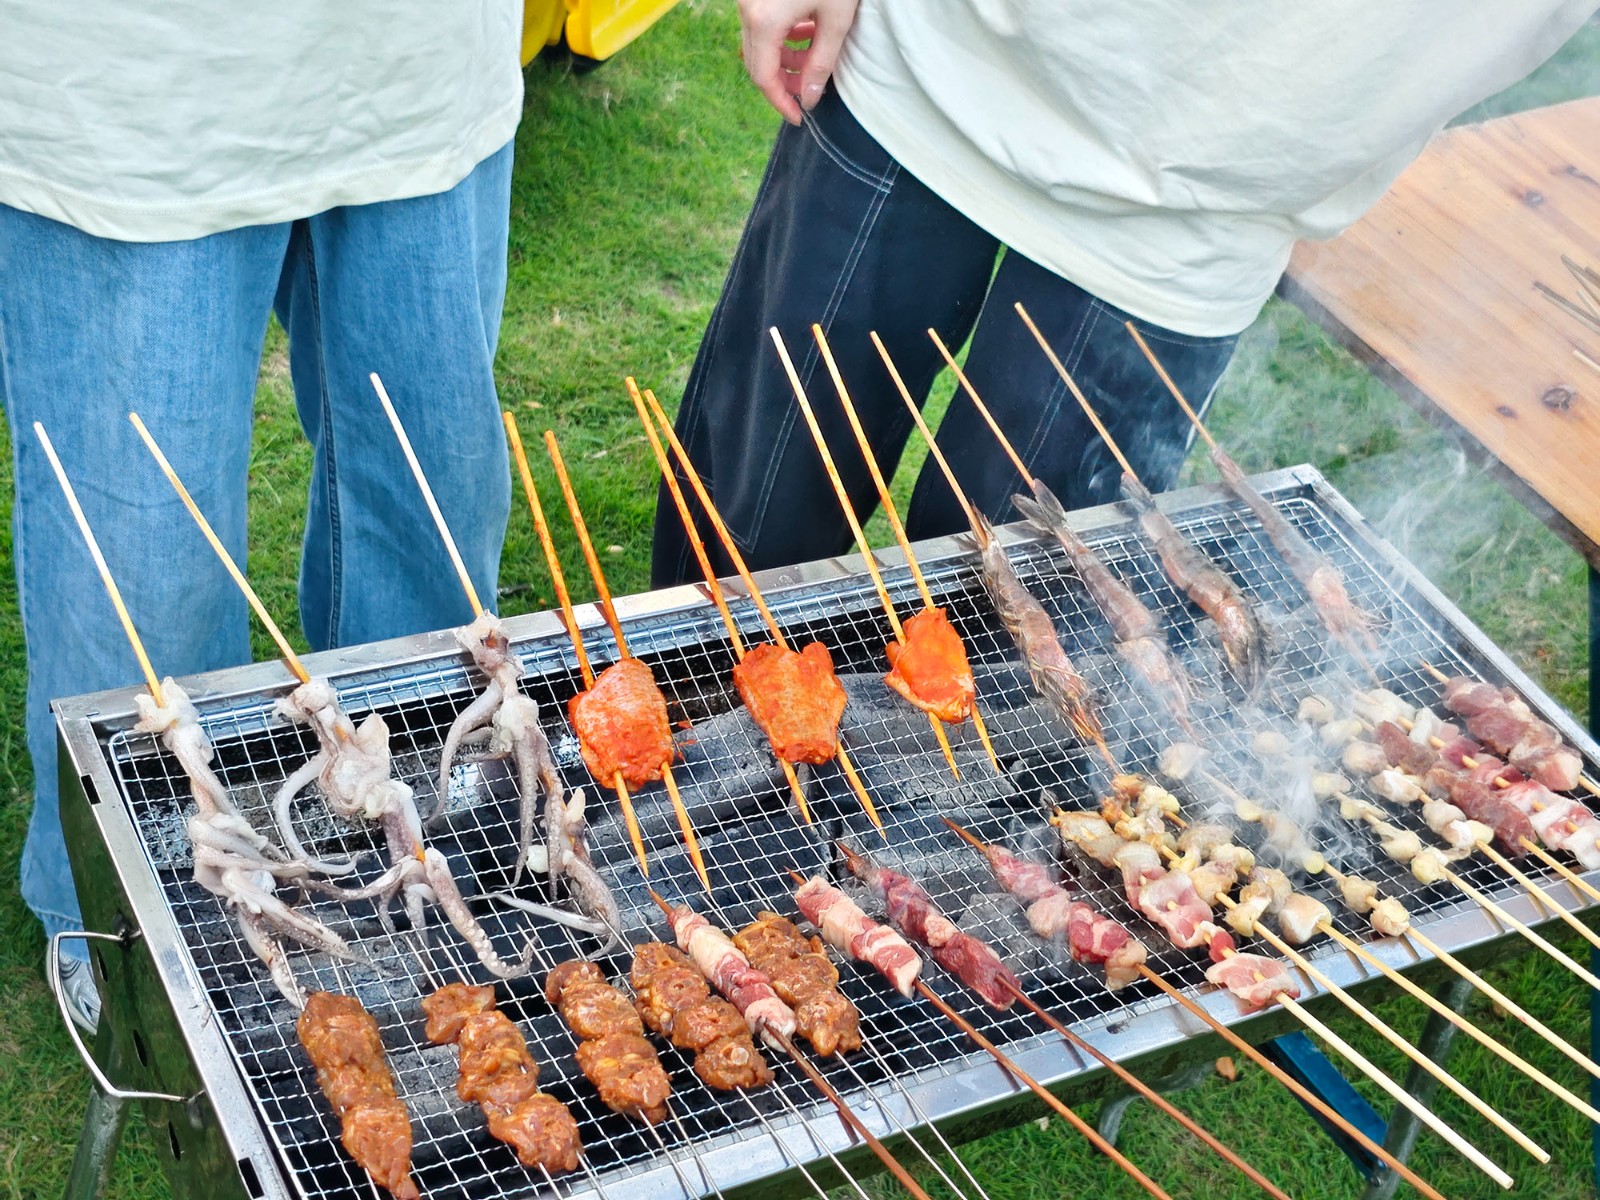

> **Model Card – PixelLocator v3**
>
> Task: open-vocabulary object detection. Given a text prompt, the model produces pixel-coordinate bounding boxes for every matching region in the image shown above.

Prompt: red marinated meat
[883,606,976,723]
[732,641,848,764]
[567,658,673,789]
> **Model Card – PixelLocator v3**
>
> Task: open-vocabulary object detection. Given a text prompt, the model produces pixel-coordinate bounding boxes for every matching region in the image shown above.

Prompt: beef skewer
[770,326,966,781]
[806,324,1003,772]
[296,989,421,1199]
[1127,321,1380,671]
[1060,783,1514,1187]
[38,423,361,1008]
[509,415,708,888]
[1016,303,1271,697]
[938,821,1295,1200]
[786,871,1175,1200]
[646,892,939,1200]
[372,378,561,893]
[632,380,885,832]
[131,411,575,977]
[927,330,1198,738]
[873,334,1112,763]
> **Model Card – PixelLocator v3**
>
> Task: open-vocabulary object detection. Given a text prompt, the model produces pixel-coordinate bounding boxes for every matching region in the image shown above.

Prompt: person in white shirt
[0,0,526,1032]
[652,0,1595,586]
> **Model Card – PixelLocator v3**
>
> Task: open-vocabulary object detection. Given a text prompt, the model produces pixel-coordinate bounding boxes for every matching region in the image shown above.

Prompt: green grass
[2,5,1598,1197]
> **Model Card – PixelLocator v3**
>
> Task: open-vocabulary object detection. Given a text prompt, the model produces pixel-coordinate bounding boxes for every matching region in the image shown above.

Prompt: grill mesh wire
[103,486,1560,1200]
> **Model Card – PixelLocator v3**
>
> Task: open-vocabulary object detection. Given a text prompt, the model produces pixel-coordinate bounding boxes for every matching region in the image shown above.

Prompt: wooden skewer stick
[769,327,963,782]
[872,332,1115,768]
[129,413,312,687]
[1440,864,1600,991]
[911,981,1174,1200]
[1574,348,1600,379]
[812,327,1002,774]
[1417,659,1600,799]
[644,892,935,1200]
[1521,836,1600,904]
[1211,892,1542,1165]
[1136,967,1447,1200]
[1306,891,1600,1124]
[1013,304,1140,483]
[541,428,710,890]
[1124,325,1218,453]
[500,416,650,877]
[371,375,482,618]
[636,385,884,833]
[1477,839,1600,953]
[36,423,164,707]
[624,380,812,823]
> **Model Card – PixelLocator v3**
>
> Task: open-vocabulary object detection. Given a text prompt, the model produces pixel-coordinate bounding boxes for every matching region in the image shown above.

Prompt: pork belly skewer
[370,378,560,890]
[646,893,941,1200]
[518,418,708,888]
[770,330,964,782]
[632,381,885,833]
[805,325,1003,772]
[1016,303,1270,698]
[131,413,572,977]
[1061,789,1516,1188]
[38,424,363,1008]
[790,876,1177,1200]
[927,331,1198,738]
[297,990,421,1199]
[1431,665,1592,796]
[1127,322,1379,672]
[874,335,1112,764]
[939,821,1298,1200]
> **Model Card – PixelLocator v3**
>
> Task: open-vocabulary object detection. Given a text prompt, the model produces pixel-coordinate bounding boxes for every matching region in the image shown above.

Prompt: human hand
[739,0,861,125]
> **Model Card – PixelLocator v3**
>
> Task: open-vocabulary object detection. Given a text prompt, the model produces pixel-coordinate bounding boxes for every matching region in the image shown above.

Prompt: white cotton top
[0,1,525,242]
[834,2,1595,336]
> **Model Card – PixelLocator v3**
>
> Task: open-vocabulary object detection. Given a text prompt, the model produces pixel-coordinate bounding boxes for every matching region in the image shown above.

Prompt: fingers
[797,4,855,113]
[740,1,807,124]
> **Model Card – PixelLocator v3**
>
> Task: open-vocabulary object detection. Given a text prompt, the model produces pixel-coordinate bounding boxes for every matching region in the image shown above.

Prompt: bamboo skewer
[1438,865,1600,990]
[129,413,314,688]
[371,375,483,617]
[808,325,1003,774]
[1135,965,1447,1200]
[540,427,711,891]
[1522,838,1600,904]
[872,332,1115,768]
[500,417,650,877]
[768,327,962,782]
[36,424,164,707]
[1477,840,1600,953]
[909,982,1174,1200]
[1310,866,1600,1123]
[1209,892,1543,1166]
[624,380,812,824]
[1013,305,1140,483]
[634,383,885,834]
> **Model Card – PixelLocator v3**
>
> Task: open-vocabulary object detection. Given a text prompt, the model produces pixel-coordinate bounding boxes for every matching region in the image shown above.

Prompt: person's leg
[906,250,1241,539]
[275,142,514,650]
[0,205,283,949]
[650,87,1001,587]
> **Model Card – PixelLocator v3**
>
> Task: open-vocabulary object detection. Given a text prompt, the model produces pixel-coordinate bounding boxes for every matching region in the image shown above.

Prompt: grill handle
[49,931,189,1105]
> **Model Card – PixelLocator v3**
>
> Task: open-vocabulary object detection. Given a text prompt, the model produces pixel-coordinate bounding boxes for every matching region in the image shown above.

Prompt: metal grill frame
[55,464,1600,1200]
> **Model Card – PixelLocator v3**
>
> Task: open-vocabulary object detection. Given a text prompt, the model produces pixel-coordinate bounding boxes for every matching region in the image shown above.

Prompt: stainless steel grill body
[56,465,1600,1200]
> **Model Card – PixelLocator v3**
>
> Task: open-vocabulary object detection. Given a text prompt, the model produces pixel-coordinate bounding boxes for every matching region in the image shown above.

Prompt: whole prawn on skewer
[1126,323,1379,671]
[1016,305,1271,698]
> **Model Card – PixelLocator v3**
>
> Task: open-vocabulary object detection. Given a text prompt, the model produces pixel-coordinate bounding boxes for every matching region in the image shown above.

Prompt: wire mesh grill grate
[100,479,1578,1200]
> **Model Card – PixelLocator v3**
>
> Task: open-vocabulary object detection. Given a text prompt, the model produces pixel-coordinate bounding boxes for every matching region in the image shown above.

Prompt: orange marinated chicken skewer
[629,380,886,834]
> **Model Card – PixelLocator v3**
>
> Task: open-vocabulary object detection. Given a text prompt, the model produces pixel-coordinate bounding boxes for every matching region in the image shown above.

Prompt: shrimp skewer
[1015,305,1270,697]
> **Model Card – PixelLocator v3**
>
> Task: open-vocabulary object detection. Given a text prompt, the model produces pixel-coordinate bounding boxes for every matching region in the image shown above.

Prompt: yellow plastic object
[522,0,682,65]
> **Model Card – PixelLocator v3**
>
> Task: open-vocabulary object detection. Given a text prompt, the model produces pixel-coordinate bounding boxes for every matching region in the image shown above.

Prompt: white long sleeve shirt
[0,1,524,242]
[835,2,1595,335]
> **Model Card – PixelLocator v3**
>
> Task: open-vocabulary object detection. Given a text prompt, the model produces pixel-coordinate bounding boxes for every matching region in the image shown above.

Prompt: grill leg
[1094,1059,1214,1146]
[63,1084,128,1200]
[1358,976,1473,1200]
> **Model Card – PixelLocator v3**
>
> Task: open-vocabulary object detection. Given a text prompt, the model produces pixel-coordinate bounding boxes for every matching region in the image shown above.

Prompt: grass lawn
[2,5,1598,1197]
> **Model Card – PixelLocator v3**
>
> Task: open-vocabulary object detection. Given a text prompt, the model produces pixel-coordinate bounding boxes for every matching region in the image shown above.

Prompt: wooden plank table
[1280,97,1600,1198]
[1281,96,1600,566]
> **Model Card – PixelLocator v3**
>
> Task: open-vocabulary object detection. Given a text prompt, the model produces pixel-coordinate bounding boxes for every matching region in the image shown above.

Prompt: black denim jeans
[652,87,1241,587]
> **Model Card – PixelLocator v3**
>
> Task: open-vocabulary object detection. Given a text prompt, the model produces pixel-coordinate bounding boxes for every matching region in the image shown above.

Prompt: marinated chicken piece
[1277,893,1331,944]
[1298,694,1337,725]
[1370,897,1410,937]
[1111,840,1166,906]
[732,641,848,764]
[297,992,419,1200]
[693,1030,775,1091]
[1189,859,1241,907]
[883,606,977,723]
[736,912,861,1057]
[1158,742,1206,781]
[666,993,749,1052]
[567,658,674,789]
[574,1035,670,1124]
[1341,740,1389,777]
[1245,867,1292,914]
[421,982,495,1046]
[1225,884,1272,937]
[456,1012,541,1108]
[553,974,644,1041]
[484,1092,582,1173]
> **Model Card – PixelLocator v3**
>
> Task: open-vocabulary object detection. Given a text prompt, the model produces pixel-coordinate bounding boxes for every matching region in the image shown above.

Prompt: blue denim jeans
[0,143,514,955]
[652,89,1241,586]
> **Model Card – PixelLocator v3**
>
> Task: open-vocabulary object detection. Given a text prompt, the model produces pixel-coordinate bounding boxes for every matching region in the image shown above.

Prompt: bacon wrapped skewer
[794,875,922,996]
[655,897,797,1046]
[735,913,862,1057]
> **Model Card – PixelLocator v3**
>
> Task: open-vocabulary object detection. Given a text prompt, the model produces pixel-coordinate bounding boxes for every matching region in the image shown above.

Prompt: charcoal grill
[54,464,1600,1200]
